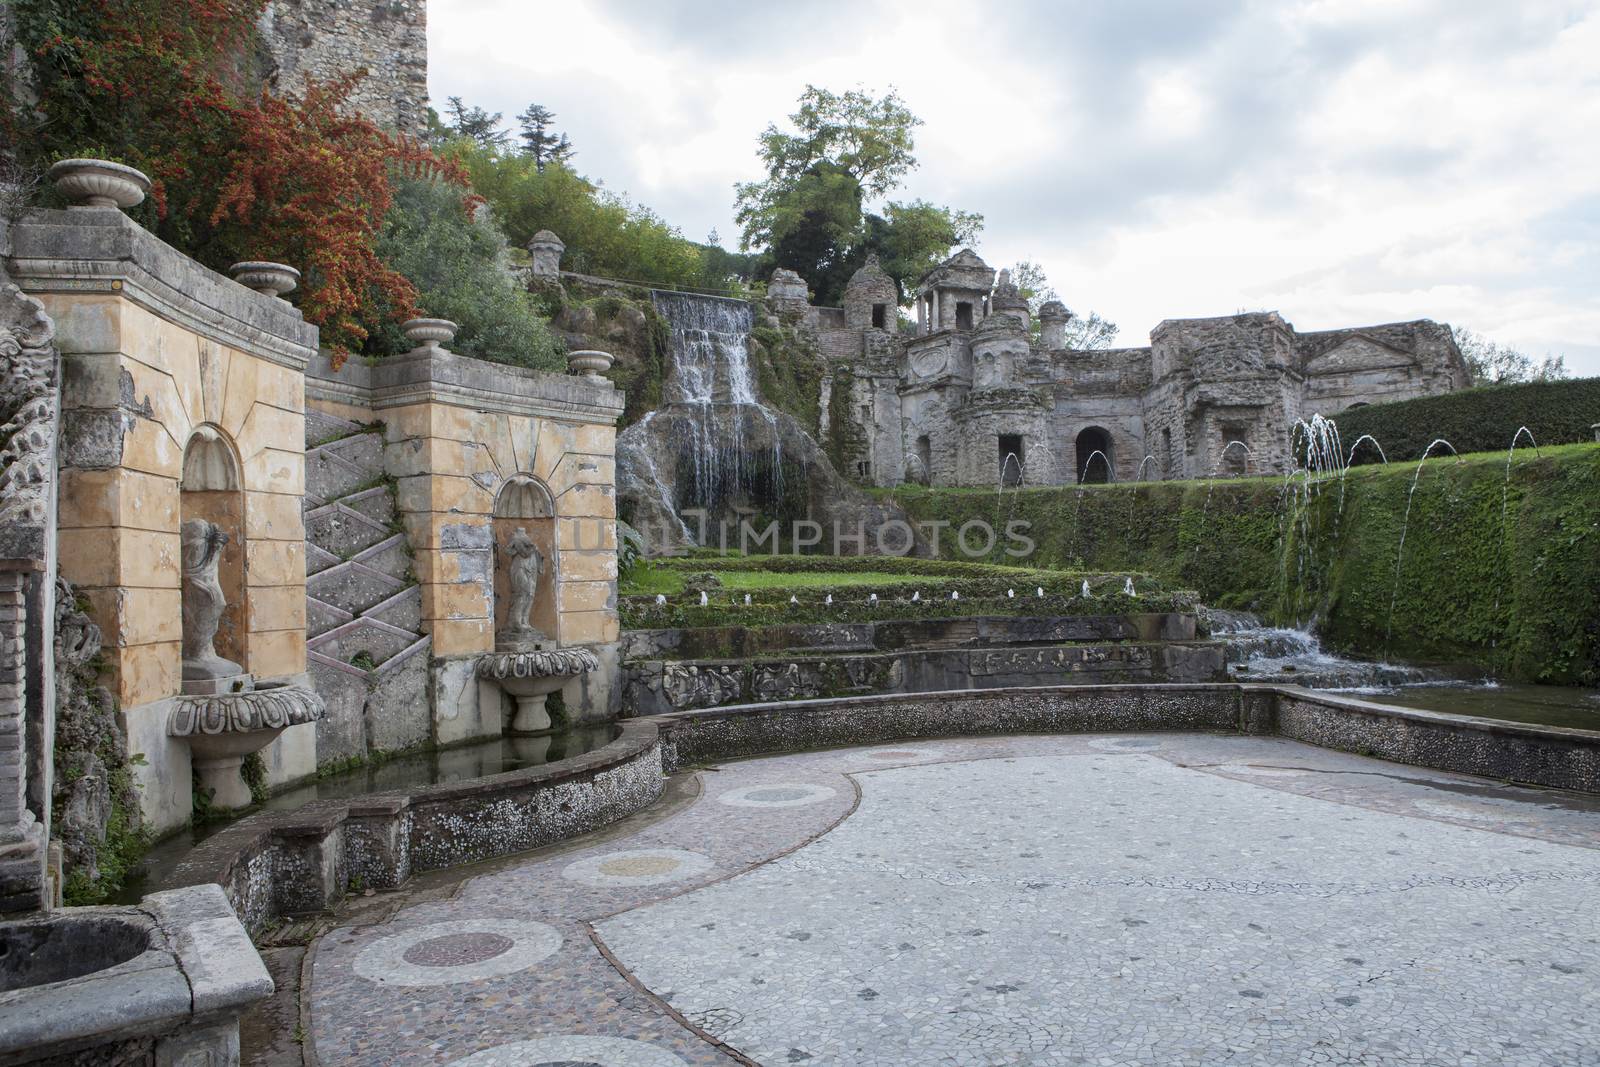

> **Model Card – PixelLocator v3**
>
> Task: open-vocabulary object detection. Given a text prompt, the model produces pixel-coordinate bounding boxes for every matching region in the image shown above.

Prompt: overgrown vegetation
[734,85,983,306]
[886,444,1600,683]
[1334,378,1600,466]
[370,174,563,368]
[0,0,469,362]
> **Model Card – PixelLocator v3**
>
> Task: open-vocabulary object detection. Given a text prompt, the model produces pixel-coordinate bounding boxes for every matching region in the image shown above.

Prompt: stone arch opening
[492,474,559,647]
[180,425,247,679]
[1075,427,1115,484]
[915,435,933,484]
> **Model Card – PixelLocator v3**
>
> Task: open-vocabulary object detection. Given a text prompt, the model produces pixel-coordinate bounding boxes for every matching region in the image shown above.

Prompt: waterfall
[648,291,784,526]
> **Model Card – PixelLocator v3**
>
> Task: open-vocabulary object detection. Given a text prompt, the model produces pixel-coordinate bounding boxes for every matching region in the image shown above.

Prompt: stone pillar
[1039,301,1071,349]
[0,560,46,914]
[527,230,565,278]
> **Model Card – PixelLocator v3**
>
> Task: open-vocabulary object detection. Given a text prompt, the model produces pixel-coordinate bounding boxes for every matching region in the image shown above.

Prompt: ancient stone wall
[258,0,428,133]
[6,207,319,834]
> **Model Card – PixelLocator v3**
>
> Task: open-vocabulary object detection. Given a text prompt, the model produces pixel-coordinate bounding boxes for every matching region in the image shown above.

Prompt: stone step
[348,534,411,583]
[307,595,354,640]
[305,502,392,560]
[341,485,395,528]
[365,586,422,634]
[305,409,363,449]
[306,542,341,578]
[305,448,374,509]
[313,431,384,475]
[307,560,408,617]
[308,616,424,668]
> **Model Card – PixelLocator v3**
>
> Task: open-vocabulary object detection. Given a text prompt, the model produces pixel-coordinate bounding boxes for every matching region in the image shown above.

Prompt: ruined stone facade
[794,251,1470,486]
[258,0,429,133]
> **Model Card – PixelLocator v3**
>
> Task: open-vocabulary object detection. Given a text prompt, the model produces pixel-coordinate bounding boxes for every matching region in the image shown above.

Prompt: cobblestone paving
[306,734,1600,1066]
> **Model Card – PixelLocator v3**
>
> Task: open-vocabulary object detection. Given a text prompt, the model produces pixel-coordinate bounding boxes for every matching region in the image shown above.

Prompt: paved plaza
[298,734,1600,1066]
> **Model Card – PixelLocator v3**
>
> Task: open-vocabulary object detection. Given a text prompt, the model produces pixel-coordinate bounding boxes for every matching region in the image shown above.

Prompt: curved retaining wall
[166,721,664,934]
[159,685,1600,932]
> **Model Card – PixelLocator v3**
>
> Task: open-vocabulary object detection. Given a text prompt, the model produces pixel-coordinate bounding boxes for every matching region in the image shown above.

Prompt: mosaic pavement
[304,733,1600,1066]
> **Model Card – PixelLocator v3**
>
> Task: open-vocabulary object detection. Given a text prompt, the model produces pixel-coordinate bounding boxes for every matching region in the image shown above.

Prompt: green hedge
[886,444,1600,684]
[1332,378,1600,465]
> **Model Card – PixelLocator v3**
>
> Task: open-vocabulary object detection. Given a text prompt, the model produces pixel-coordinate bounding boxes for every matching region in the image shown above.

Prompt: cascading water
[616,291,906,552]
[651,291,784,520]
[1202,608,1427,688]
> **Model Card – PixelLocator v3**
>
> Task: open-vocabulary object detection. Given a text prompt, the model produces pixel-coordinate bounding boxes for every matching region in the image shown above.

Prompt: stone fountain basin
[477,647,601,734]
[0,885,271,1062]
[184,725,286,762]
[0,913,152,993]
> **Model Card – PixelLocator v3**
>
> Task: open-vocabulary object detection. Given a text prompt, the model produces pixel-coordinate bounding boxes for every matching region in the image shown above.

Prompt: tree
[446,96,509,150]
[1010,262,1120,349]
[1453,326,1568,386]
[516,104,574,171]
[3,0,462,362]
[372,175,563,369]
[734,86,980,305]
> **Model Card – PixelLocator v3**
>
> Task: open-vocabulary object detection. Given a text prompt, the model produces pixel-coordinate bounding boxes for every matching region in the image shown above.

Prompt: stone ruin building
[774,251,1471,487]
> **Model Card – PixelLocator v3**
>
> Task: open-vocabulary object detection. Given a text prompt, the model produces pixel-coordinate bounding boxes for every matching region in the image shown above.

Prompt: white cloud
[430,0,1600,373]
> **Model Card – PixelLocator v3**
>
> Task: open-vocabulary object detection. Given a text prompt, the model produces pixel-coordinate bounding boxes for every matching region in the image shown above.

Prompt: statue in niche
[501,526,548,645]
[180,518,241,680]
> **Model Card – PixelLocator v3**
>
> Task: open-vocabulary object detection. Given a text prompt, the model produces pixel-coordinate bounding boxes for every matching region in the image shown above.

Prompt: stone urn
[47,158,151,209]
[476,647,600,733]
[403,317,458,353]
[230,261,301,300]
[169,682,325,809]
[568,349,614,382]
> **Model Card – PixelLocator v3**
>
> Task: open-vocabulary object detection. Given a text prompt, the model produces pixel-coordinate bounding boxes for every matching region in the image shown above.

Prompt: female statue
[502,526,547,643]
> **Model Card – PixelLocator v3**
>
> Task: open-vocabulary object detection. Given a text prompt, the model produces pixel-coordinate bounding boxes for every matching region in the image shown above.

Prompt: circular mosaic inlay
[561,848,714,888]
[444,1035,689,1067]
[353,919,560,987]
[862,747,946,761]
[718,783,838,809]
[402,932,515,968]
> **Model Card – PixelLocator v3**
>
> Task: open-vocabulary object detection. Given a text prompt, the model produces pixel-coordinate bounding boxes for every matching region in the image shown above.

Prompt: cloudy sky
[431,0,1600,373]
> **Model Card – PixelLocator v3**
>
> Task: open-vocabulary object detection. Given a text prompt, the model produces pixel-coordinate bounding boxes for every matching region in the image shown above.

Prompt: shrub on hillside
[1334,378,1600,464]
[3,0,467,363]
[371,175,563,369]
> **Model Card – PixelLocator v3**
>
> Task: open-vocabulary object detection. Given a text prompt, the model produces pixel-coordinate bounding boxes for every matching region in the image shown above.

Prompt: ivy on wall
[886,444,1600,684]
[1335,378,1600,466]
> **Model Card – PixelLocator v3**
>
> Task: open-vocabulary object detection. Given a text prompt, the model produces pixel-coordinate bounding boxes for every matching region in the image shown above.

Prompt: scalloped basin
[0,914,151,992]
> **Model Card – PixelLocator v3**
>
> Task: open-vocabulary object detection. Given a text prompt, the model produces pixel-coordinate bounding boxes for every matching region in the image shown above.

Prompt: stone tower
[257,0,429,133]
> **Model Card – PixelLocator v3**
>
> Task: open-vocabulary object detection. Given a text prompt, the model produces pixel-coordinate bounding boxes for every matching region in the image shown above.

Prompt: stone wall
[6,207,319,834]
[791,252,1468,489]
[258,0,428,133]
[146,680,1600,933]
[304,341,626,755]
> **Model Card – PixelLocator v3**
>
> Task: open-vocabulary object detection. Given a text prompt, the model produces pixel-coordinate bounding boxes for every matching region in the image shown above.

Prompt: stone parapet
[3,209,316,371]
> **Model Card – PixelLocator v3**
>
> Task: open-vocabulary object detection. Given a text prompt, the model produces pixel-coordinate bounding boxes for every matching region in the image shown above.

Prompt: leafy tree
[2,0,458,362]
[516,103,573,171]
[1453,326,1568,386]
[371,174,563,369]
[445,96,509,150]
[735,86,980,306]
[445,137,711,289]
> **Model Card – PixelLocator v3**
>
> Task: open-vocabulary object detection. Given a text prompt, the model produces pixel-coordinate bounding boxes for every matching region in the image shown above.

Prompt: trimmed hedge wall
[886,444,1600,684]
[1333,378,1600,465]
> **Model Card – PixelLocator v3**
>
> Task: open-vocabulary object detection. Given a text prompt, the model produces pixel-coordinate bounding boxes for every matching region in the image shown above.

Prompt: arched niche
[492,474,560,646]
[180,425,246,669]
[1075,426,1115,484]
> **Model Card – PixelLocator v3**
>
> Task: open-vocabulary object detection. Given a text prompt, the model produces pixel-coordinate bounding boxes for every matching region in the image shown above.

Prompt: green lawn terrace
[617,554,1190,630]
[617,556,1214,714]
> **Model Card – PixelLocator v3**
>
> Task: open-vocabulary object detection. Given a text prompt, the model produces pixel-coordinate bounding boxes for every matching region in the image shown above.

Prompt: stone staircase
[303,412,432,764]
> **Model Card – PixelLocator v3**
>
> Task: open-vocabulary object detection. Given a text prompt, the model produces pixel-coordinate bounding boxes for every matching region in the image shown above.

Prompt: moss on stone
[883,444,1600,683]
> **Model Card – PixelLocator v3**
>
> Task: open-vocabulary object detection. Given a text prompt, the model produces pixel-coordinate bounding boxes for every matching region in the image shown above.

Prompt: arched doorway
[1075,427,1115,483]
